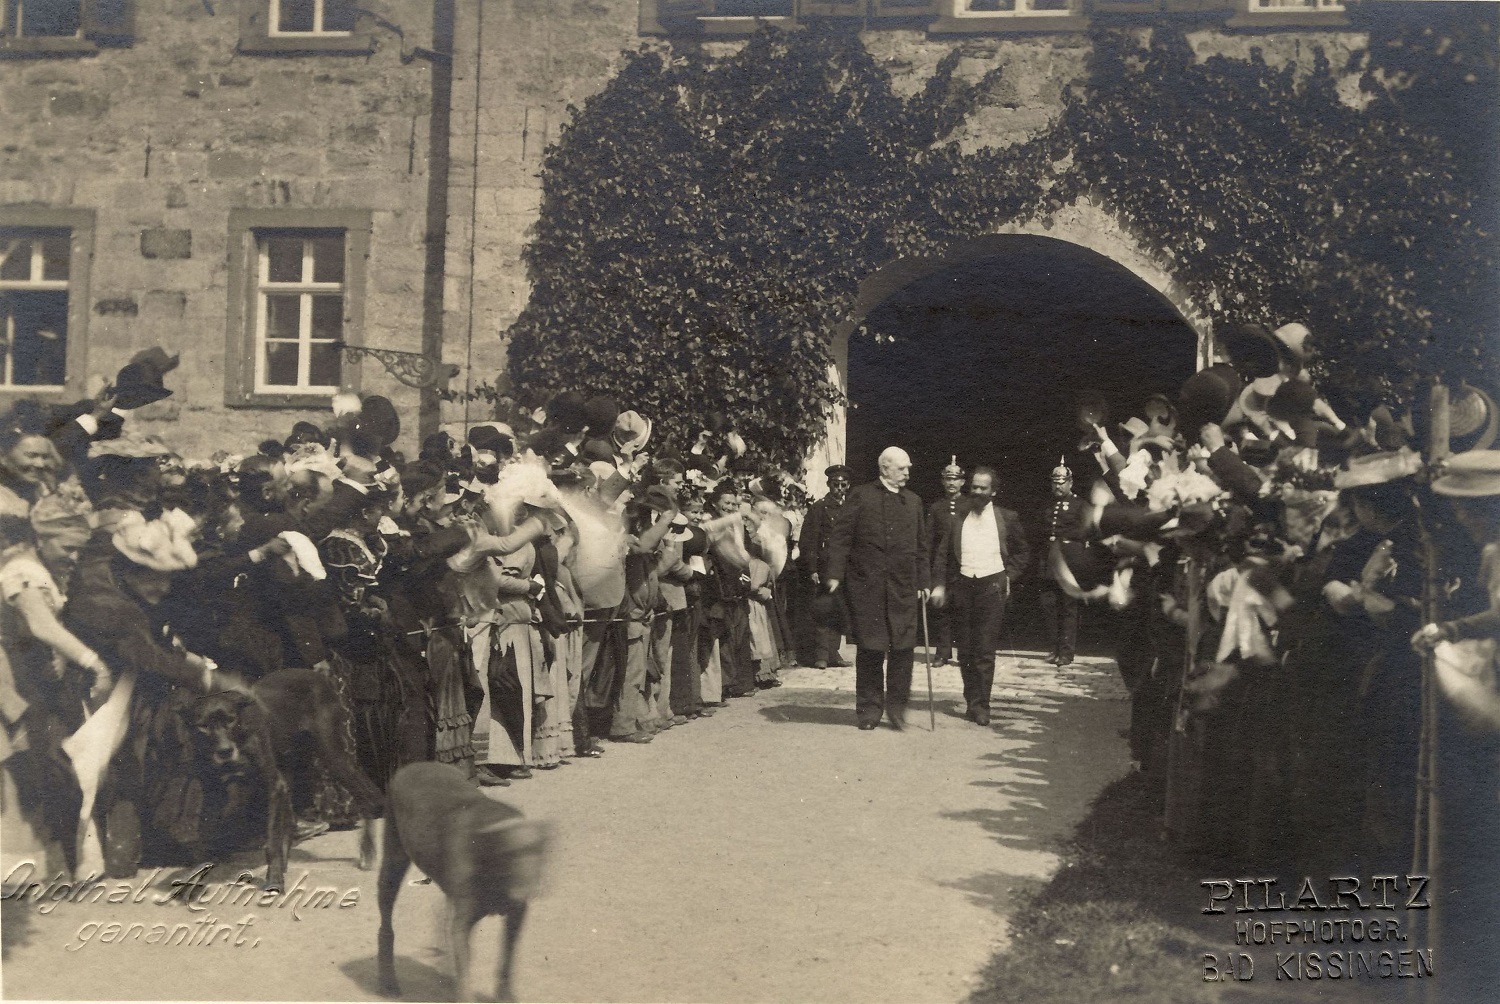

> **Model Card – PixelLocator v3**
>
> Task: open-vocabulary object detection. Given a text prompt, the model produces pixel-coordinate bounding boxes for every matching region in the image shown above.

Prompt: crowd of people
[1,323,1496,930]
[1002,321,1500,895]
[0,356,814,884]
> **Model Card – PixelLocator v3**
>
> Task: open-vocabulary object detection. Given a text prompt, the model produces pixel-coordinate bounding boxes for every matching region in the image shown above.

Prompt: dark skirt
[430,624,480,768]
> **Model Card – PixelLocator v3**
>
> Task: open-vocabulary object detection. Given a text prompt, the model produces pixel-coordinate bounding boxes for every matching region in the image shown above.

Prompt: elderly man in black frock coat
[824,447,930,730]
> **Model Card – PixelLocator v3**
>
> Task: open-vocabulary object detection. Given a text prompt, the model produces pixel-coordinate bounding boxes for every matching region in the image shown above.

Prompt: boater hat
[1432,450,1500,497]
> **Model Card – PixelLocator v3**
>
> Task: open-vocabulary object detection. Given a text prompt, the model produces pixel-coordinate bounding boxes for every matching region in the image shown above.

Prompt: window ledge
[1223,11,1350,29]
[929,14,1090,33]
[699,15,799,36]
[228,391,342,410]
[238,32,375,56]
[0,36,100,58]
[0,388,70,403]
[1091,1,1163,14]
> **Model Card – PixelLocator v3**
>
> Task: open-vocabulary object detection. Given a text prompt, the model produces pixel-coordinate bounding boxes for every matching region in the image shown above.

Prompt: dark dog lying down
[378,762,551,1003]
[180,668,385,890]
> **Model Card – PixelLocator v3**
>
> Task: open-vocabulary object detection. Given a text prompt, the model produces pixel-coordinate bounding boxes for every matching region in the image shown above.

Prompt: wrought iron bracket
[332,342,460,390]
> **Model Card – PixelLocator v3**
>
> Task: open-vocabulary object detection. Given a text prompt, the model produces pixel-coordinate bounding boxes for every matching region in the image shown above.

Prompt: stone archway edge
[806,197,1215,496]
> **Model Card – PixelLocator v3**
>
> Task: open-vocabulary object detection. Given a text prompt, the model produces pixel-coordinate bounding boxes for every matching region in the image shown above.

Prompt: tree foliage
[507,22,1496,468]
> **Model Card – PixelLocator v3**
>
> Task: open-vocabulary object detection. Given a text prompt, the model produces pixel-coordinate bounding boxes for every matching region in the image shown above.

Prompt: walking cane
[921,598,936,731]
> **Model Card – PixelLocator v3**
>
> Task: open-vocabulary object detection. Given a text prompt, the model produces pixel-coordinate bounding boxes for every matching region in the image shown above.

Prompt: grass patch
[969,770,1222,1004]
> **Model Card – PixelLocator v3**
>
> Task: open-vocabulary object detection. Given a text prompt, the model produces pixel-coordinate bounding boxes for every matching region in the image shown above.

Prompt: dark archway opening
[848,236,1199,511]
[845,236,1199,650]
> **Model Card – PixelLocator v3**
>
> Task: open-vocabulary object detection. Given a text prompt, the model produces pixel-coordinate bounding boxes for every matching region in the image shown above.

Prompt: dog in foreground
[188,667,386,890]
[378,761,552,1003]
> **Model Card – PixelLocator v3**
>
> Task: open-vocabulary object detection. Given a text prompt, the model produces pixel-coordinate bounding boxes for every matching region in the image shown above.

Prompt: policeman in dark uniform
[927,457,966,666]
[798,465,852,668]
[1038,457,1094,666]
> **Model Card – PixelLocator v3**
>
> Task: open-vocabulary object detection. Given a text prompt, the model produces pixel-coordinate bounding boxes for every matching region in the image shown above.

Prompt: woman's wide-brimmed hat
[1333,447,1423,490]
[111,508,199,572]
[468,423,515,459]
[88,432,174,460]
[1431,450,1500,497]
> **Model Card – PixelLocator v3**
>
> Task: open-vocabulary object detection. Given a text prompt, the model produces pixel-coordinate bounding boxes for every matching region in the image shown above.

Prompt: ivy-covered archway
[506,22,1496,472]
[840,233,1200,505]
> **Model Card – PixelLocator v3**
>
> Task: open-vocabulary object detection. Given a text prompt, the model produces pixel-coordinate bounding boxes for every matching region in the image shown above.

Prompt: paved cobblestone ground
[2,646,1129,1003]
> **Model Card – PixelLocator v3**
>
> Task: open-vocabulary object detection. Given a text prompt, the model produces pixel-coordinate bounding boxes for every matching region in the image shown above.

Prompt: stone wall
[448,7,1374,441]
[442,0,649,430]
[0,1,438,457]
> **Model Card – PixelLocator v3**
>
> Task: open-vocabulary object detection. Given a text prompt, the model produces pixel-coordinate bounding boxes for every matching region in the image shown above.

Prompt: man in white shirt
[931,467,1030,726]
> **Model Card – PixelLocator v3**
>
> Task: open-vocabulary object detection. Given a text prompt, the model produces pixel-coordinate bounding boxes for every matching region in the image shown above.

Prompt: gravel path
[2,648,1129,1003]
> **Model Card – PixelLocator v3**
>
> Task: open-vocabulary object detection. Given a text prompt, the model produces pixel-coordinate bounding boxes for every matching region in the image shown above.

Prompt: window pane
[309,342,341,387]
[323,0,357,32]
[264,341,299,387]
[3,290,68,386]
[265,238,304,283]
[967,0,1018,10]
[21,0,82,37]
[276,0,315,32]
[310,295,343,341]
[0,235,30,282]
[264,293,303,342]
[1031,0,1069,9]
[40,231,69,281]
[311,236,345,284]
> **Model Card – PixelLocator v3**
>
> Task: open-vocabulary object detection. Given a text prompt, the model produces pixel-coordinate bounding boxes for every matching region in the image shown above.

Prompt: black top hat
[112,346,180,410]
[547,391,587,434]
[355,395,400,449]
[583,396,620,436]
[1178,364,1244,437]
[467,424,514,458]
[1222,323,1288,380]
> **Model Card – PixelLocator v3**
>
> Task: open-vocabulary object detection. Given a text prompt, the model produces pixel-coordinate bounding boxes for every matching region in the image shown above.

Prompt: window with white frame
[954,0,1071,16]
[269,0,355,36]
[1247,0,1345,11]
[1,0,82,37]
[0,228,71,390]
[253,232,346,394]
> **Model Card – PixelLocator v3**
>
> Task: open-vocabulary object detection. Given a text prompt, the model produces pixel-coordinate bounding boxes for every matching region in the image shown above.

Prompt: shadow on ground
[340,954,453,1002]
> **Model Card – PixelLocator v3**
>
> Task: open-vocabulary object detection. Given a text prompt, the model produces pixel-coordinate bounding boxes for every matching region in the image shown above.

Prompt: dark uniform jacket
[798,494,844,581]
[928,496,963,572]
[824,481,930,651]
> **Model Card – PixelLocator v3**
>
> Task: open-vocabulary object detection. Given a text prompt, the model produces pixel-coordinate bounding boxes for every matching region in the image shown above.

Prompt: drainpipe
[418,0,456,443]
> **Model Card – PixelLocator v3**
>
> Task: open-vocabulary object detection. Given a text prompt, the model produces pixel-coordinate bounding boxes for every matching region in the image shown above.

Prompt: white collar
[878,477,902,494]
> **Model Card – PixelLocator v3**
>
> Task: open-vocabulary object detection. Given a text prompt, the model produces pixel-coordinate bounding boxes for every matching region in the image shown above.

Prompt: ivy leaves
[507,21,1494,468]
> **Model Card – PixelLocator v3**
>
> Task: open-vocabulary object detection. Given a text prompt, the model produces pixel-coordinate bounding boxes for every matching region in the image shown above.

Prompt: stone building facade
[442,0,1384,469]
[0,1,1467,459]
[1,0,444,455]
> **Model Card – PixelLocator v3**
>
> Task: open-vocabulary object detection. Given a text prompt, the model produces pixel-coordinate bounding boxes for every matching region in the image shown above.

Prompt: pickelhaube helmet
[940,455,964,478]
[1050,456,1072,483]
